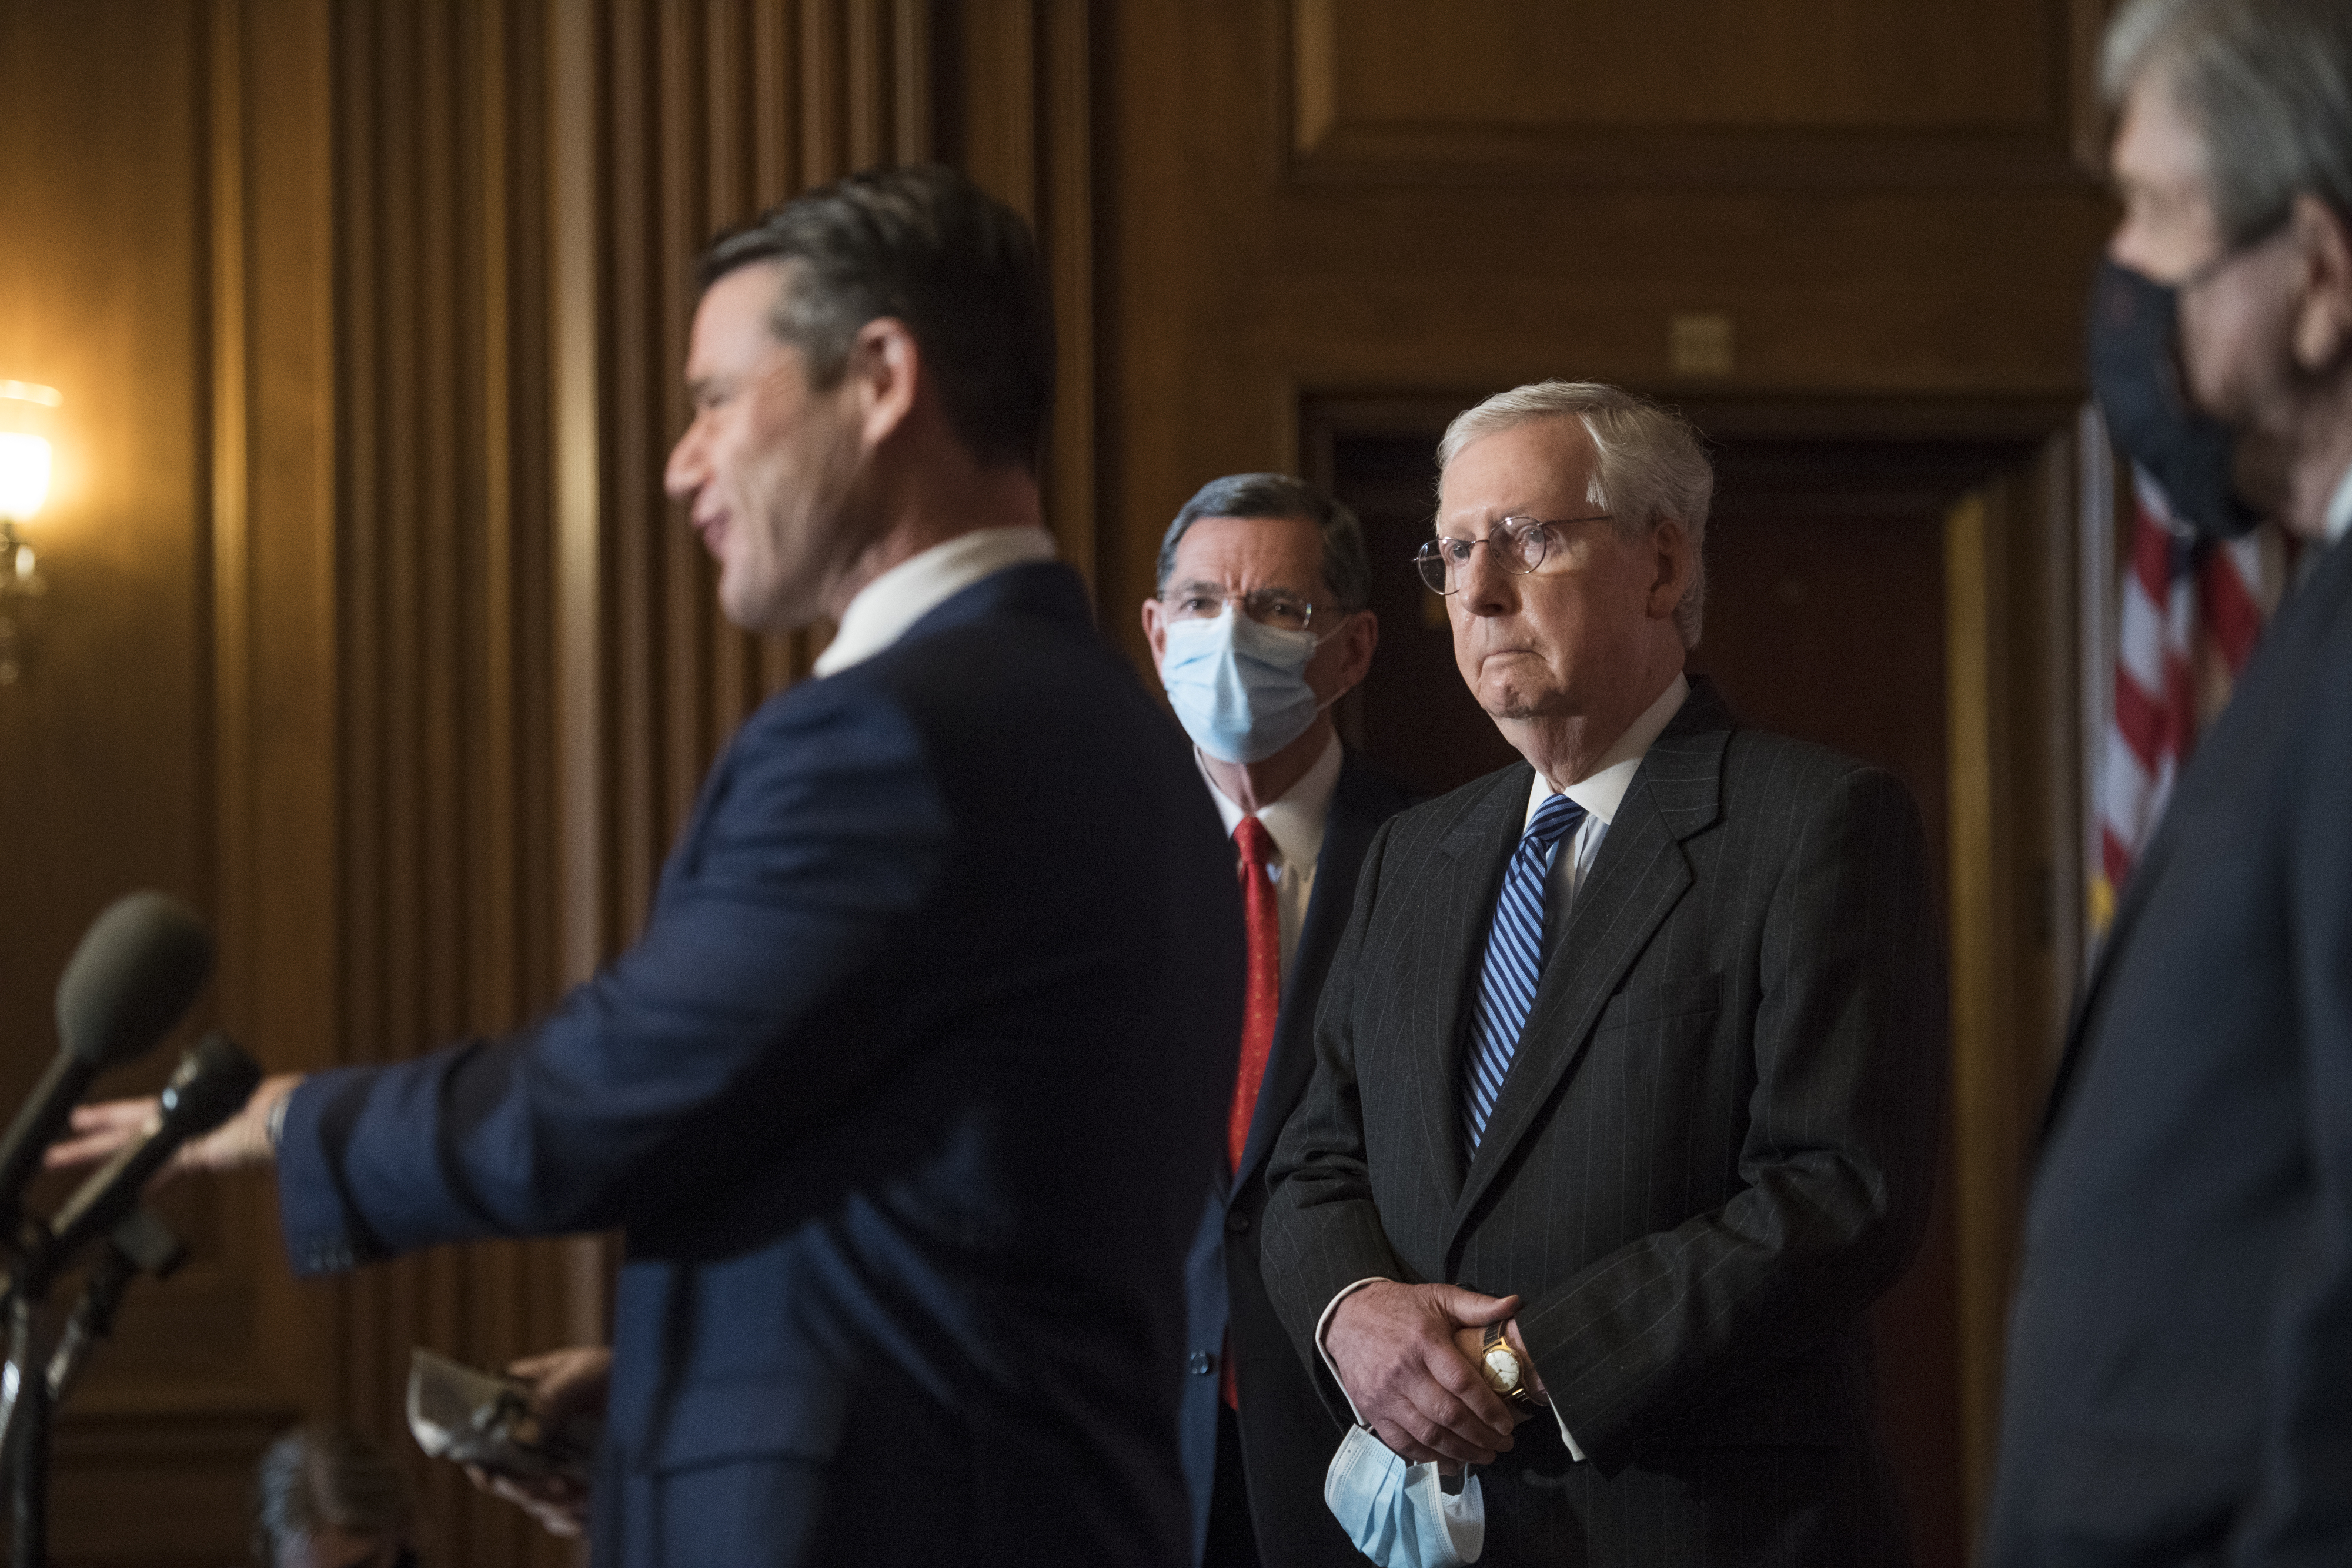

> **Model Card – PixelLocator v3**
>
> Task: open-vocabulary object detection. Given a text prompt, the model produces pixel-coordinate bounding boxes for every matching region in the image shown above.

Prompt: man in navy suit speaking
[58,166,1244,1567]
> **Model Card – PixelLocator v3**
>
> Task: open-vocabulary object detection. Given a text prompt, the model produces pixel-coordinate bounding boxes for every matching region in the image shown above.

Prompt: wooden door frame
[1302,389,2088,1550]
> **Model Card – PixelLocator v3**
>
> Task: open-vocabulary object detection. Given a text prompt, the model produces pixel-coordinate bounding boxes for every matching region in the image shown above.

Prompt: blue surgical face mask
[1322,1424,1485,1568]
[1158,607,1334,764]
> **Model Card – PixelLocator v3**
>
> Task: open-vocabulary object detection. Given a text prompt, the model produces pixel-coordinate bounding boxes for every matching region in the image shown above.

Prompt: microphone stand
[0,1208,185,1568]
[45,1210,186,1412]
[4,1220,58,1568]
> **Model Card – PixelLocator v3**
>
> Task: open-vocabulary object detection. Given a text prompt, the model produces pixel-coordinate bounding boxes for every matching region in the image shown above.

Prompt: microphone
[45,1208,186,1410]
[42,1034,260,1265]
[0,1210,186,1458]
[0,893,213,1241]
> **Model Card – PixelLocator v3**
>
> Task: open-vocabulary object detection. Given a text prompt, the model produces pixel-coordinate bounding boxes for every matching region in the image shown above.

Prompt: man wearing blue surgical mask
[1142,475,1412,1568]
[1990,2,2352,1562]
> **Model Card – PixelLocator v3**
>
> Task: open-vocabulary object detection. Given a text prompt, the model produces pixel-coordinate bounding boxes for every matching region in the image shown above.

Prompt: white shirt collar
[1523,671,1692,831]
[811,526,1058,677]
[1199,731,1344,871]
[2324,459,2352,549]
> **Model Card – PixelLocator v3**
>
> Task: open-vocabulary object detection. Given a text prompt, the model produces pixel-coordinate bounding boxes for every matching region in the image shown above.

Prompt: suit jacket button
[1225,1211,1250,1235]
[1188,1351,1217,1376]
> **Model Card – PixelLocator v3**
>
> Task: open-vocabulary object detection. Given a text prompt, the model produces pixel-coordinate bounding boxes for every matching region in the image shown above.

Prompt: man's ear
[1140,595,1169,674]
[1646,519,1692,621]
[847,317,921,449]
[2291,193,2352,373]
[1331,606,1380,696]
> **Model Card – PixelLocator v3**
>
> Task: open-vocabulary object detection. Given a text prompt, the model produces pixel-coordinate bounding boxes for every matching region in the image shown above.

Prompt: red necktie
[1224,817,1281,1412]
[1228,817,1281,1172]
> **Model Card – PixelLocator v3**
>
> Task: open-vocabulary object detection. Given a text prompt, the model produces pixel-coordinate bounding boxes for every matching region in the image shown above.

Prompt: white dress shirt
[1316,671,1692,1464]
[1198,731,1344,973]
[2324,459,2352,549]
[811,525,1059,677]
[1523,672,1692,910]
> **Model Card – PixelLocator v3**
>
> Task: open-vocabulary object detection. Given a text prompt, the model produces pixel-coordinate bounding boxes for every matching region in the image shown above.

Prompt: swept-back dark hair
[697,164,1054,472]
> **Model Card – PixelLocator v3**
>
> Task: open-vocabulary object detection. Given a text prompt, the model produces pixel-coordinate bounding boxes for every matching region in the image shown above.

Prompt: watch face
[1482,1345,1521,1389]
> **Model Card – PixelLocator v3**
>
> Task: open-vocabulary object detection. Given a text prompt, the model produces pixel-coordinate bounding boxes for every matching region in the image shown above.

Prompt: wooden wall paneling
[602,0,667,940]
[1943,435,2074,1551]
[1103,0,2117,667]
[947,0,1097,581]
[546,0,622,1398]
[1,0,340,1559]
[2034,432,2088,1058]
[204,0,345,1483]
[1943,484,2013,1549]
[1041,0,1095,587]
[328,4,579,1562]
[208,0,342,1470]
[1287,0,2116,189]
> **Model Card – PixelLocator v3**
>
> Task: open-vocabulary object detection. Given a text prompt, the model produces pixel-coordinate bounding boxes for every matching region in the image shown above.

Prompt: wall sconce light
[0,381,60,687]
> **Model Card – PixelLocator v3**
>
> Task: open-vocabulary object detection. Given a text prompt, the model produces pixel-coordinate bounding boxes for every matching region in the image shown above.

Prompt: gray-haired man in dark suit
[1261,380,1947,1566]
[1990,2,2352,1562]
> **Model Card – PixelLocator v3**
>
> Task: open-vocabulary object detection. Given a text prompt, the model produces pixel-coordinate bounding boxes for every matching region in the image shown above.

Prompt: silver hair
[1436,380,1712,647]
[2101,0,2352,246]
[252,1423,413,1566]
[1155,473,1373,612]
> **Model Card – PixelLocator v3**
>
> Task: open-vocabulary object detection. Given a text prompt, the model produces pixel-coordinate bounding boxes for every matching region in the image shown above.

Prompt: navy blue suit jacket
[1179,753,1409,1566]
[1990,529,2352,1566]
[276,562,1245,1568]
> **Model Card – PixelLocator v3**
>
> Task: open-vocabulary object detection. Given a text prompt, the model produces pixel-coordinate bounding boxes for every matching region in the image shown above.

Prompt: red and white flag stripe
[2092,467,2287,932]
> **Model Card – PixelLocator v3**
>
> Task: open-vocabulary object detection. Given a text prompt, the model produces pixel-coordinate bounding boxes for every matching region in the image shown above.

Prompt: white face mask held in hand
[1324,1423,1485,1568]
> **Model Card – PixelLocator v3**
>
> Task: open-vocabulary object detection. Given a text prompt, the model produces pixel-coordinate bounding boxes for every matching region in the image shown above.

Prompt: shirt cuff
[1551,1402,1585,1463]
[1512,1328,1585,1462]
[1315,1277,1391,1427]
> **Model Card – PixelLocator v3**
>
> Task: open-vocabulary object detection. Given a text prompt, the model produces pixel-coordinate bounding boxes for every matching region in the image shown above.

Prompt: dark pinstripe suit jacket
[1261,677,1946,1566]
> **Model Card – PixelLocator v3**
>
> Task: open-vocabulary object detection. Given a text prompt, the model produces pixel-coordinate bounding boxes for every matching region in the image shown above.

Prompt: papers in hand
[405,1347,598,1485]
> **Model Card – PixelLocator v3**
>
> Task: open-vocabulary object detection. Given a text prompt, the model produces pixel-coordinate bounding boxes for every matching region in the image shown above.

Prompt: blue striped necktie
[1461,791,1587,1155]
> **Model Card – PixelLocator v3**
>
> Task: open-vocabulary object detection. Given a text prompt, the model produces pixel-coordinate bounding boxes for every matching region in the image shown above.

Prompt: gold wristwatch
[1477,1322,1542,1411]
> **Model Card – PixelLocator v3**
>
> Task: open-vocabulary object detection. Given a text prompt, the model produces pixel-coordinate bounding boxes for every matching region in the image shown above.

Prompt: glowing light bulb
[0,432,52,522]
[0,383,61,524]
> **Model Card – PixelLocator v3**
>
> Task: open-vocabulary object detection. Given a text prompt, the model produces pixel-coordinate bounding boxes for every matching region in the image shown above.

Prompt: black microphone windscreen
[44,1032,262,1262]
[54,892,213,1069]
[158,1033,263,1135]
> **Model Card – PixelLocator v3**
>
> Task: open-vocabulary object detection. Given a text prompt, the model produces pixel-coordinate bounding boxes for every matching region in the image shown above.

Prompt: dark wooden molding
[1285,0,2109,192]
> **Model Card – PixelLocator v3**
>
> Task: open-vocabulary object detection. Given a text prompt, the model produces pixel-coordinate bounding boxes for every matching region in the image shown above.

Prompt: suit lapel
[1234,758,1401,1185]
[1405,769,1532,1211]
[1446,688,1729,1241]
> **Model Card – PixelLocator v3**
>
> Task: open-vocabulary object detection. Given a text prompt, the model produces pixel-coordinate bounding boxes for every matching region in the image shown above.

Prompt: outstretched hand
[466,1345,612,1537]
[1326,1282,1528,1466]
[42,1072,300,1181]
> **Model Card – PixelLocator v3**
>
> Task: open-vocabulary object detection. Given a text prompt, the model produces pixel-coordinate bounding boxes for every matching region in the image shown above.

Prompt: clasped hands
[1325,1281,1542,1470]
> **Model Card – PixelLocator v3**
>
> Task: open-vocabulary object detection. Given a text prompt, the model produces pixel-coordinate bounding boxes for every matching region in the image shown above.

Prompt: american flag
[2091,466,2291,934]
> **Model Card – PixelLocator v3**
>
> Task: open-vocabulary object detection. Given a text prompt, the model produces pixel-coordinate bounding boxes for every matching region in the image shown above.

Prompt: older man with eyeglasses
[1259,381,1947,1567]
